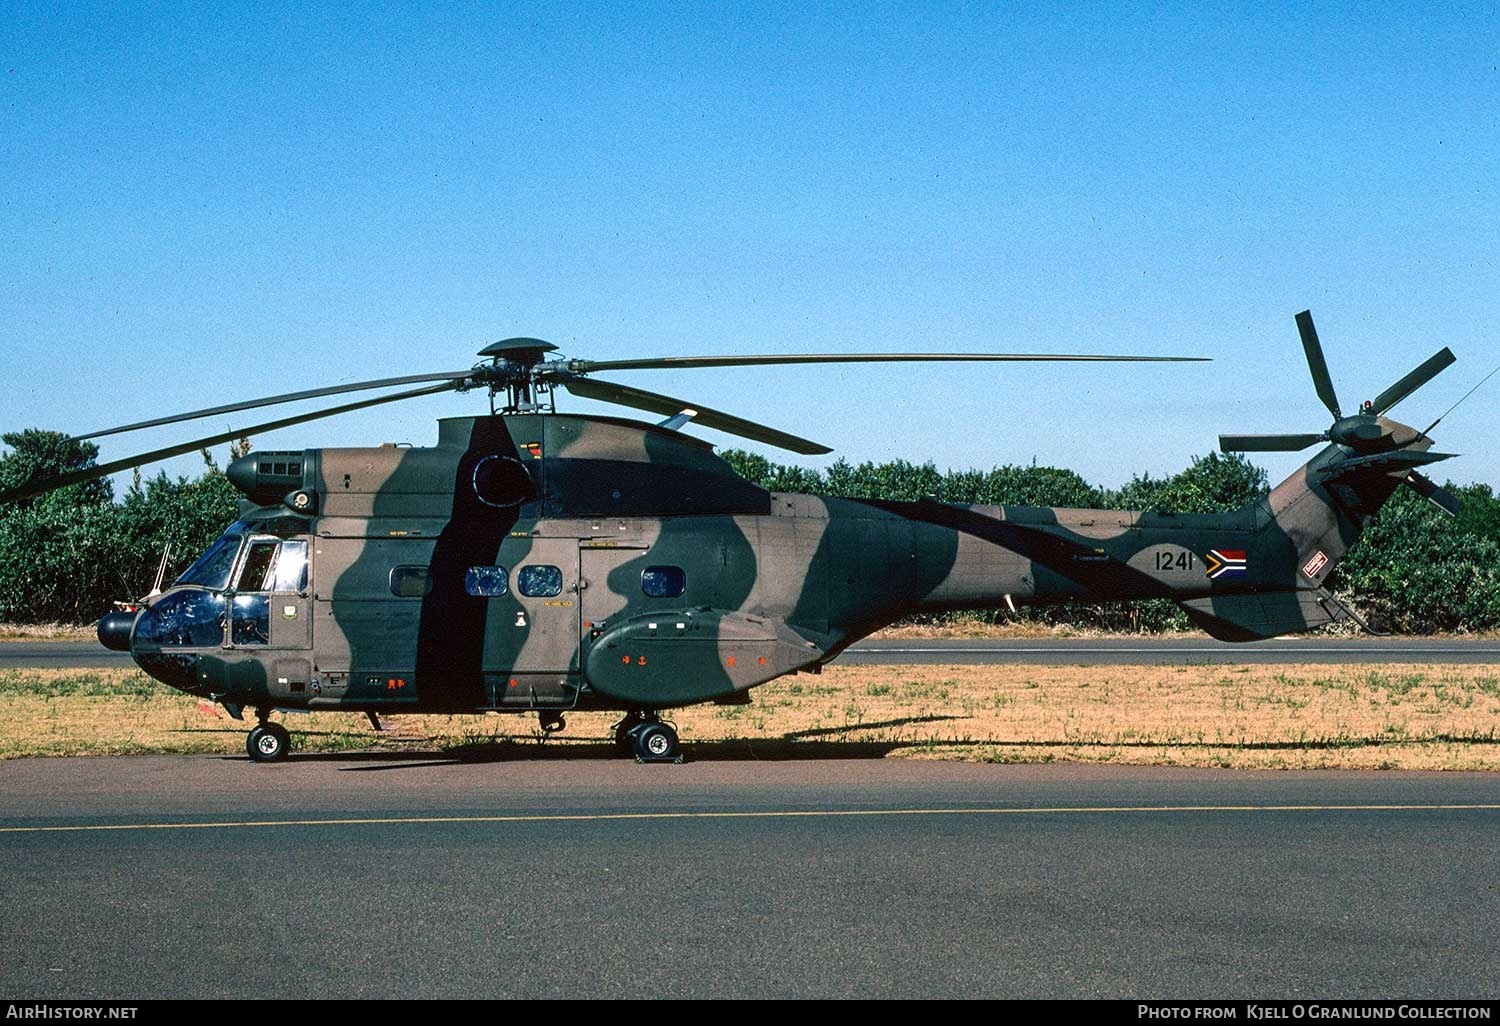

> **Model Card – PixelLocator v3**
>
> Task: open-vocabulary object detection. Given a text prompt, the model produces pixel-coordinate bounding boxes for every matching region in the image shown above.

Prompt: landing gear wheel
[247,722,291,763]
[630,721,679,763]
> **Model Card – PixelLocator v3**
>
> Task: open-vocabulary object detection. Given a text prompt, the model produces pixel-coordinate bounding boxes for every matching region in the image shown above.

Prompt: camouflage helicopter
[0,313,1463,762]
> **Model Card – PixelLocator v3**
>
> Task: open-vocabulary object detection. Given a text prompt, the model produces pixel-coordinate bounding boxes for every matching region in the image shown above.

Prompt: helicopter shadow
[308,713,967,770]
[219,716,1487,769]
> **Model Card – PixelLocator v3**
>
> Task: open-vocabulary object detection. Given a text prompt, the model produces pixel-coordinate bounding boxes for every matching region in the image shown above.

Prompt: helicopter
[0,312,1464,762]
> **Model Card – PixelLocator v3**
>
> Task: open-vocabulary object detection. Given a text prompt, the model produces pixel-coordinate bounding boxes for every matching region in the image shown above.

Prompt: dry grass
[869,617,1500,640]
[0,623,96,642]
[871,620,1127,639]
[2,663,1499,769]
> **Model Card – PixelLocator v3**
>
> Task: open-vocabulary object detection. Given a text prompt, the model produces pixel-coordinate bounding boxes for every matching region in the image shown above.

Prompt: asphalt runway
[0,757,1495,999]
[4,636,1498,669]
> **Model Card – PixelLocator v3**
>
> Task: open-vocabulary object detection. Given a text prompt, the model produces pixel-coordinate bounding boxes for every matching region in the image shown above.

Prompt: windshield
[135,590,226,648]
[174,533,245,590]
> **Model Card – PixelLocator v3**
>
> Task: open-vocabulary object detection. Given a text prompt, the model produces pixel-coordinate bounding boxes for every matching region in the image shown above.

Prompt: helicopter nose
[96,610,138,652]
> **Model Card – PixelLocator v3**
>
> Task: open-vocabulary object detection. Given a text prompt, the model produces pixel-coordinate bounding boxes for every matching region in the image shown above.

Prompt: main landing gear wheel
[629,721,680,763]
[247,722,291,763]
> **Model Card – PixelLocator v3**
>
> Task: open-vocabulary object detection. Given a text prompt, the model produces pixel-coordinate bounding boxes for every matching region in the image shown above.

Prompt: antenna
[1421,364,1500,438]
[149,545,172,599]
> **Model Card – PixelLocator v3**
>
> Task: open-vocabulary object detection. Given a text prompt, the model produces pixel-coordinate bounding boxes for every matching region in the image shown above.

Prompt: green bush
[1331,485,1500,633]
[0,434,240,623]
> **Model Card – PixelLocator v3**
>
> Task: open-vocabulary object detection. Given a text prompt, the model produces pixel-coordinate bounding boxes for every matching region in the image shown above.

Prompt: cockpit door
[226,537,312,651]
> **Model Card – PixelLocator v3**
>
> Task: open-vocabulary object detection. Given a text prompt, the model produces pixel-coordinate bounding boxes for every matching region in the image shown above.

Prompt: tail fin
[1256,437,1452,590]
[1178,437,1453,641]
[1199,308,1463,641]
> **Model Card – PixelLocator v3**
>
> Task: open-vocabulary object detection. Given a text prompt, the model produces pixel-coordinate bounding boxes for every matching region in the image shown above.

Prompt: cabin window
[517,564,563,598]
[464,566,509,597]
[390,565,434,598]
[641,565,686,598]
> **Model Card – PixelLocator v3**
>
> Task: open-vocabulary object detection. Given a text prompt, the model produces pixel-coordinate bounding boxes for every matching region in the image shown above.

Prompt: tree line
[0,430,1494,632]
[0,430,242,624]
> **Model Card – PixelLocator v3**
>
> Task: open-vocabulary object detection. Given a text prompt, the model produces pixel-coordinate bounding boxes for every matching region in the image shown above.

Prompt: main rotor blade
[559,377,832,455]
[1,381,458,505]
[74,370,476,442]
[1406,470,1462,517]
[563,352,1209,373]
[1218,432,1327,452]
[1295,310,1342,420]
[1369,347,1457,416]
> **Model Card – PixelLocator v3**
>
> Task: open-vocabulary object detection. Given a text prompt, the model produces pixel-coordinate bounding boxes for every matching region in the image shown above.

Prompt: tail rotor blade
[1219,432,1327,452]
[1406,470,1462,516]
[559,377,832,455]
[1370,347,1458,416]
[1295,310,1343,420]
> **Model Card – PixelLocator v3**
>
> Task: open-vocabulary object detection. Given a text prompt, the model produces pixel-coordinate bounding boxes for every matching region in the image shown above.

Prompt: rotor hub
[476,338,560,413]
[477,337,558,365]
[1327,415,1387,451]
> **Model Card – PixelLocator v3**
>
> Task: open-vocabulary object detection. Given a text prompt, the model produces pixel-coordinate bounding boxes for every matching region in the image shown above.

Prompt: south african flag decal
[1204,549,1247,579]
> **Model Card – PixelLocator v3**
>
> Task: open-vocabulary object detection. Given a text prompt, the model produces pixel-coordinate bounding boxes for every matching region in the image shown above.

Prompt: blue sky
[2,3,1496,494]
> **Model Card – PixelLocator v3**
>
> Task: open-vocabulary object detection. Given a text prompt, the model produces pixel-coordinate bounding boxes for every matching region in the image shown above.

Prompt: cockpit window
[134,590,226,648]
[271,540,308,592]
[174,534,244,590]
[230,538,310,594]
[231,594,271,645]
[236,542,278,591]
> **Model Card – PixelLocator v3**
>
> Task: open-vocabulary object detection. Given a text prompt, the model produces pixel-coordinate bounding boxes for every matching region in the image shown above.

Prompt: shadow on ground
[204,715,1500,770]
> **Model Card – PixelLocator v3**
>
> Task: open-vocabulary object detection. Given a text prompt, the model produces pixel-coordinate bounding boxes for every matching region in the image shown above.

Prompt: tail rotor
[1219,309,1462,515]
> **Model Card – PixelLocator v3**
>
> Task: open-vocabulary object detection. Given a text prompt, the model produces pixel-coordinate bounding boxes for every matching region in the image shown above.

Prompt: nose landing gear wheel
[247,722,291,763]
[629,721,680,763]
